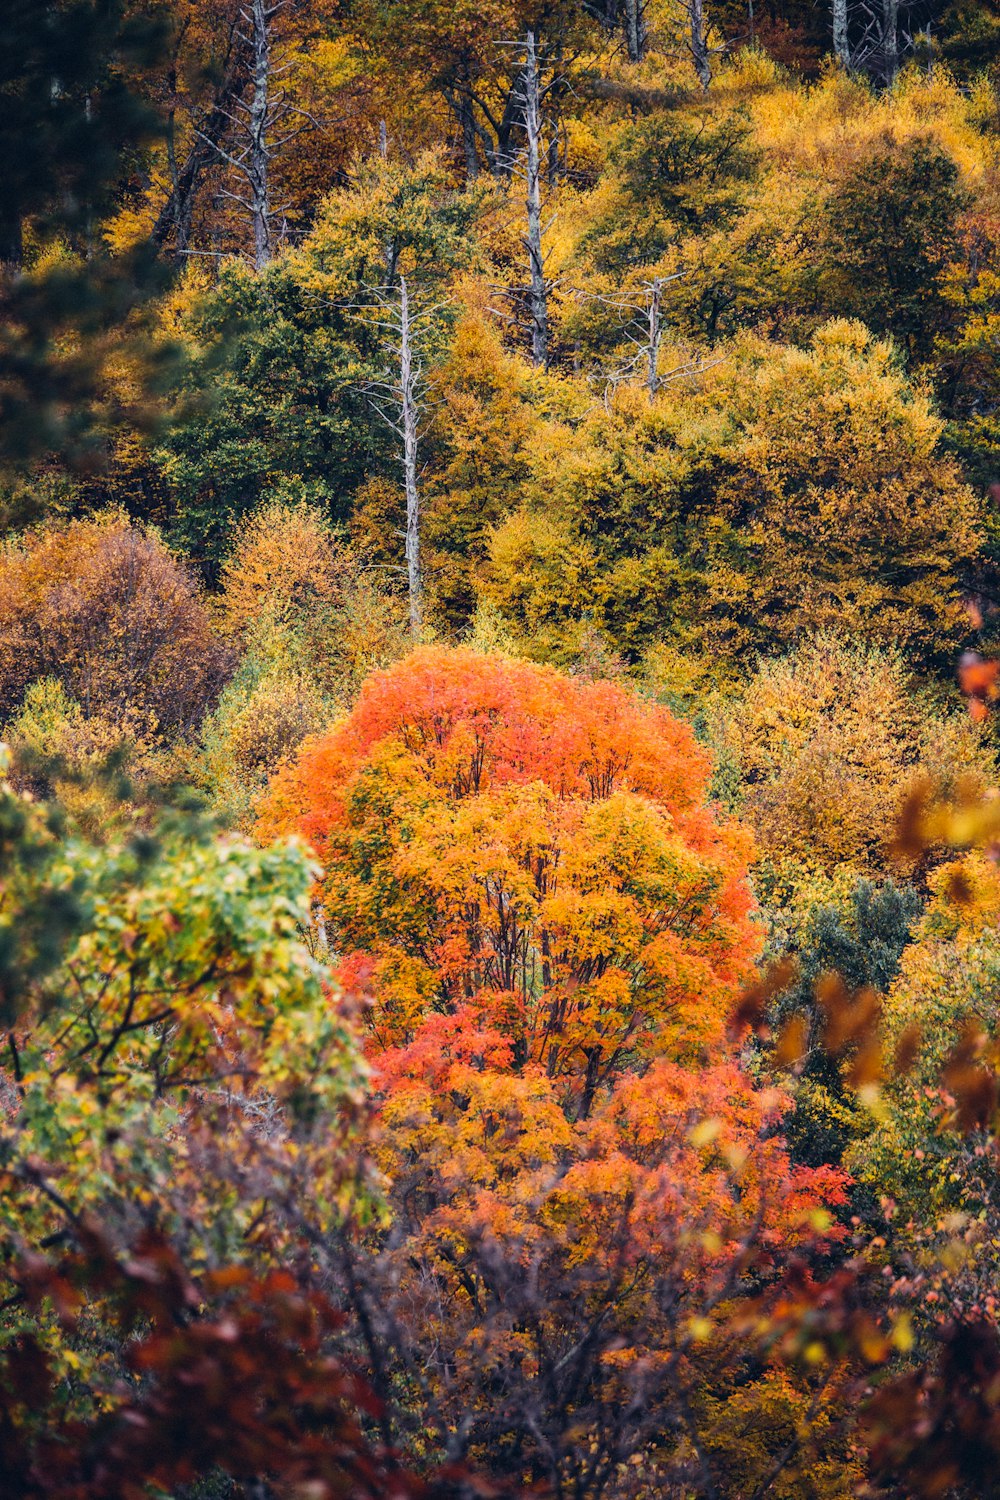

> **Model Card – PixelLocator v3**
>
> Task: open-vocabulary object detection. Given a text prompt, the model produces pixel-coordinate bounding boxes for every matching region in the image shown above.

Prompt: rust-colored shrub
[0,513,230,737]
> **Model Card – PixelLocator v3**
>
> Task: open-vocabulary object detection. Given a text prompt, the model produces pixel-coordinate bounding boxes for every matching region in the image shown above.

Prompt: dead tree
[685,0,713,90]
[188,0,308,269]
[399,278,421,635]
[846,0,922,83]
[573,273,686,401]
[640,279,664,396]
[152,13,245,256]
[880,0,900,82]
[832,0,852,68]
[363,278,428,637]
[522,31,549,368]
[494,33,558,365]
[246,0,274,268]
[624,0,648,62]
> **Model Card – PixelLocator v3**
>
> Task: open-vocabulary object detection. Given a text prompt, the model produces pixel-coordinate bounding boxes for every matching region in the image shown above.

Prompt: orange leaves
[541,1059,846,1270]
[256,652,881,1494]
[218,497,351,639]
[261,648,759,1101]
[262,645,714,836]
[959,650,1000,722]
[377,1062,575,1224]
[377,1045,847,1308]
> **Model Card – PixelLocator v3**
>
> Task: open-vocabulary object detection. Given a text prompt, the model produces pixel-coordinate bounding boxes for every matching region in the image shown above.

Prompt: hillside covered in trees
[10,0,1000,1495]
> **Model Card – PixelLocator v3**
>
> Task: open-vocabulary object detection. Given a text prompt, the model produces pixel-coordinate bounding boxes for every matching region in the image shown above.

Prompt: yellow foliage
[700,323,981,660]
[219,497,350,638]
[748,65,991,183]
[476,322,978,667]
[5,678,152,836]
[723,633,994,875]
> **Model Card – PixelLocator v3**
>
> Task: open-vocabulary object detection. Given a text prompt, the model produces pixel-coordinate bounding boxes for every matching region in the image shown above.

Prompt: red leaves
[864,1318,1000,1499]
[0,1231,439,1500]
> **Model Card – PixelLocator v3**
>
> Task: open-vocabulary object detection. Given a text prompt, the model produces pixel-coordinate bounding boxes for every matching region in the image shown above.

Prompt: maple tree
[261,645,759,1079]
[257,647,875,1495]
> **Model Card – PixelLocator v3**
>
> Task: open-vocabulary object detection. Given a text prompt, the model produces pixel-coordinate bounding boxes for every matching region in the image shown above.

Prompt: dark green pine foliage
[775,879,922,1171]
[0,1,172,471]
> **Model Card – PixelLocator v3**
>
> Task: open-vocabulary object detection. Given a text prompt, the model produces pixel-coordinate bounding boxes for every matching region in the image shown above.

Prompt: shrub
[0,513,229,738]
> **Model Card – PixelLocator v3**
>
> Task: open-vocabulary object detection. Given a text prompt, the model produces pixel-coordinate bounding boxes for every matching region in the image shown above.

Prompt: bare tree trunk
[0,212,23,271]
[151,62,246,253]
[400,277,421,637]
[458,63,479,181]
[687,0,712,89]
[523,31,548,369]
[881,0,899,83]
[247,0,272,270]
[832,0,851,67]
[165,104,183,251]
[647,278,662,397]
[624,0,647,62]
[364,282,425,634]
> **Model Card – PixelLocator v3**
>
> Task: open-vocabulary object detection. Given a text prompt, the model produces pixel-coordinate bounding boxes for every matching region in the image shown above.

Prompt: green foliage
[847,856,1000,1222]
[772,879,922,1170]
[155,259,381,575]
[580,108,760,274]
[158,154,485,576]
[0,767,371,1449]
[813,137,969,362]
[0,0,164,259]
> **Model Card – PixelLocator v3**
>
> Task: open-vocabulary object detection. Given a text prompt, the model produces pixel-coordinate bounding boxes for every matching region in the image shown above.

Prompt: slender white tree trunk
[399,277,421,636]
[881,0,899,82]
[647,278,663,396]
[624,0,647,62]
[688,0,712,90]
[523,31,548,369]
[248,0,271,270]
[832,0,851,67]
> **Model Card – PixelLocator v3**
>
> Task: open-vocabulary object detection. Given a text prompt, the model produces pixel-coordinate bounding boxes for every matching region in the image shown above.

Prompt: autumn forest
[8,0,1000,1495]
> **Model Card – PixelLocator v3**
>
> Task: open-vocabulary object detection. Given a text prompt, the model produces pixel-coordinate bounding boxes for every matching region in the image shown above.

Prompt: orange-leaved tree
[259,649,859,1496]
[260,645,759,1111]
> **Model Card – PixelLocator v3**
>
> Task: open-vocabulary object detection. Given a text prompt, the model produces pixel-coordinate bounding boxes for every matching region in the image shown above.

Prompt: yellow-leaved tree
[721,633,994,883]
